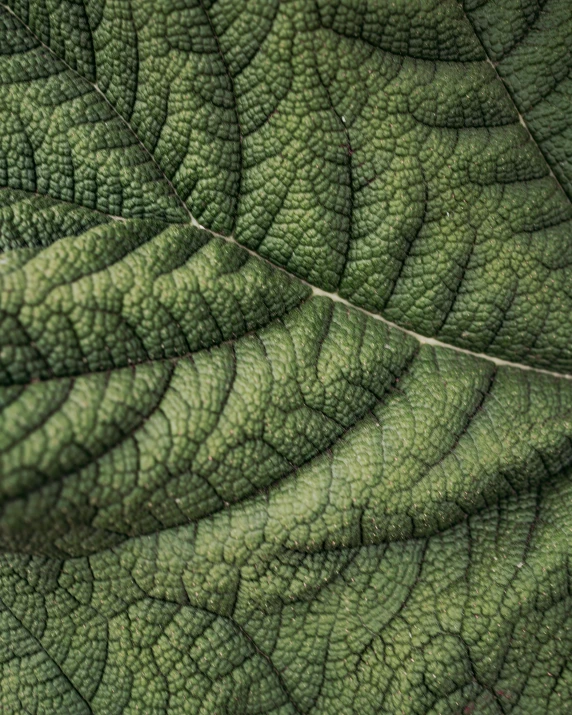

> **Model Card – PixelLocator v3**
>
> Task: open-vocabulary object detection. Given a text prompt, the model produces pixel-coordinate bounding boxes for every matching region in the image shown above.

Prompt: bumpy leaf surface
[1,1,572,713]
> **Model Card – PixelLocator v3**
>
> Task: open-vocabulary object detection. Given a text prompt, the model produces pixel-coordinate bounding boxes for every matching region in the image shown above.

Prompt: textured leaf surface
[1,1,572,713]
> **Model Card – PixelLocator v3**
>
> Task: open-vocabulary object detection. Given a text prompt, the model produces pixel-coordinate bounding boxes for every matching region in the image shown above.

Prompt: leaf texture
[1,1,572,713]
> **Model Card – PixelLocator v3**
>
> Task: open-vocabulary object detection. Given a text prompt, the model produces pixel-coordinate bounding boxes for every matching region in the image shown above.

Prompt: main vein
[3,1,572,383]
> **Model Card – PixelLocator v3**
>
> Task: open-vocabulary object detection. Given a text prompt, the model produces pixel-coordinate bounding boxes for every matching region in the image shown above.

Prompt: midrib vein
[4,1,572,383]
[201,222,572,382]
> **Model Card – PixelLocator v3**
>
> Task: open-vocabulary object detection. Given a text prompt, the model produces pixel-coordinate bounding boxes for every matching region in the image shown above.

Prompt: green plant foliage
[1,0,572,712]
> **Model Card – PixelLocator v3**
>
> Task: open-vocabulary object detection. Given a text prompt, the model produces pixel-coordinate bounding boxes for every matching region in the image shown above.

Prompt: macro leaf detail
[1,1,572,713]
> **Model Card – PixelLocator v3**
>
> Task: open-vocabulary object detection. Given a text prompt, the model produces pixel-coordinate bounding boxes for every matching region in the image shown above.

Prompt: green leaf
[1,0,572,712]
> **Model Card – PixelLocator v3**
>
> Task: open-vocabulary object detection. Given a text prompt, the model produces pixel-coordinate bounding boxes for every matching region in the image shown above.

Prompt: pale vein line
[470,23,569,199]
[0,1,193,223]
[486,56,566,195]
[4,1,572,383]
[196,220,572,382]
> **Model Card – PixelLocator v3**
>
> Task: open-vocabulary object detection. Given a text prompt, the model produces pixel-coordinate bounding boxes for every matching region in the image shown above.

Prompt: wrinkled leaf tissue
[1,0,572,713]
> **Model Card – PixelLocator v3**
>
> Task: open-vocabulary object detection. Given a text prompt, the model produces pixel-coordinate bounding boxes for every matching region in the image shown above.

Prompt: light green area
[1,0,572,713]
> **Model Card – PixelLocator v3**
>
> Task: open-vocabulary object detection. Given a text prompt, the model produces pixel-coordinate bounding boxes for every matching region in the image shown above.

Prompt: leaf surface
[1,1,572,713]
